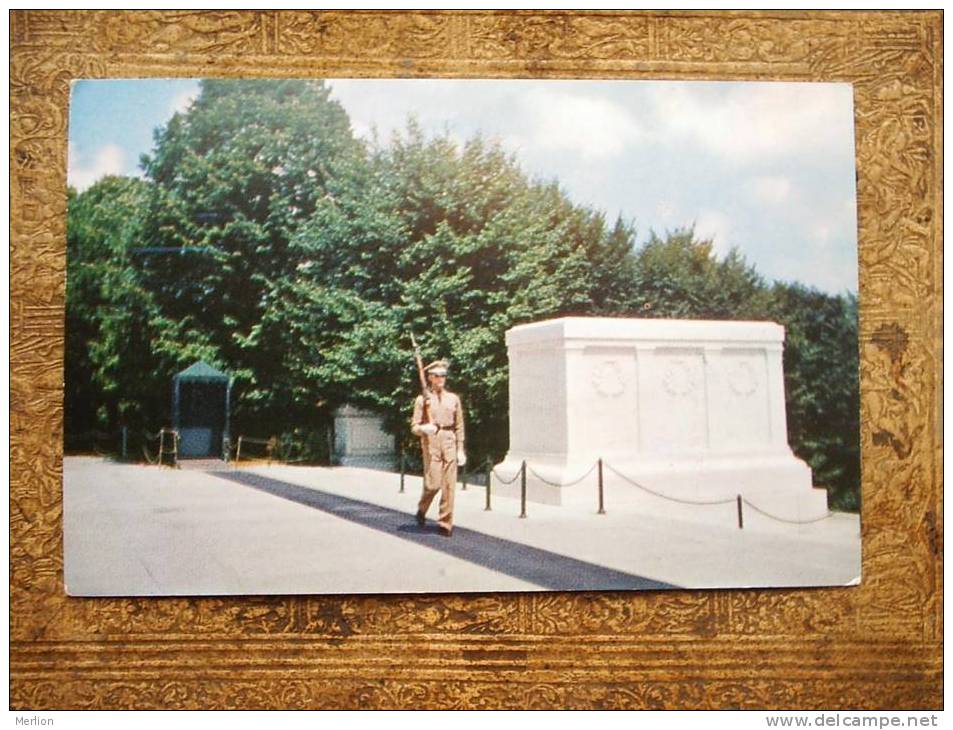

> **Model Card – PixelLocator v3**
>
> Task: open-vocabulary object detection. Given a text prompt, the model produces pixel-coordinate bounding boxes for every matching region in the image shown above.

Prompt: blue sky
[68,78,858,295]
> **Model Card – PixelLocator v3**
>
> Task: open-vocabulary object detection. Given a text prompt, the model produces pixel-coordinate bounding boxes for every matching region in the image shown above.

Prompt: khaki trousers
[417,432,457,531]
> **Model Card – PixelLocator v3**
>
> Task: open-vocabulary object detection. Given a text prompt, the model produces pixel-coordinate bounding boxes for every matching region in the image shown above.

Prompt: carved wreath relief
[727,359,759,398]
[592,359,626,398]
[661,357,699,398]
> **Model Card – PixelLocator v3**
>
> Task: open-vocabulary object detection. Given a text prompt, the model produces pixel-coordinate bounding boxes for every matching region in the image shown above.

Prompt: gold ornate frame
[10,10,941,709]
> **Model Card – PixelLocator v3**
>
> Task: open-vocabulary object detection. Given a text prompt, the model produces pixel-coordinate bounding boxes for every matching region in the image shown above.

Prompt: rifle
[410,332,432,426]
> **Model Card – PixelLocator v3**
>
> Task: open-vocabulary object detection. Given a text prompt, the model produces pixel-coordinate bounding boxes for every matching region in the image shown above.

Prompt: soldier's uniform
[411,361,465,535]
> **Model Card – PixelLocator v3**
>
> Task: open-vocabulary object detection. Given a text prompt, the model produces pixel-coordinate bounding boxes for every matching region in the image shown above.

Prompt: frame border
[10,9,942,709]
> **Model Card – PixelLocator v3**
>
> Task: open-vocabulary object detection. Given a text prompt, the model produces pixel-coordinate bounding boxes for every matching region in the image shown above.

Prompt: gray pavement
[63,456,861,596]
[216,469,674,591]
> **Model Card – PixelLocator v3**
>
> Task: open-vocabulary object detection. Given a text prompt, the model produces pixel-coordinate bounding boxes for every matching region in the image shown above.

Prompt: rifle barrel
[410,332,431,424]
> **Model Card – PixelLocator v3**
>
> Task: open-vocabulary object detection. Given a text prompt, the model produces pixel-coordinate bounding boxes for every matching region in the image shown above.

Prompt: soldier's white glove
[418,423,438,435]
[457,448,467,467]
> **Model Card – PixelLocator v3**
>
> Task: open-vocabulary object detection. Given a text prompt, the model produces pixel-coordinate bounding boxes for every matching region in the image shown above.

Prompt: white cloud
[316,78,858,293]
[648,82,854,165]
[694,209,734,258]
[776,242,856,294]
[519,88,642,161]
[348,119,374,142]
[655,199,678,221]
[68,143,126,192]
[809,204,856,250]
[811,221,833,245]
[749,175,793,204]
[169,89,197,116]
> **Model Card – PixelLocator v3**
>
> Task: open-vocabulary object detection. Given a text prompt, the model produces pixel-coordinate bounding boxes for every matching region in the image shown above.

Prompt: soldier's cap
[424,359,450,376]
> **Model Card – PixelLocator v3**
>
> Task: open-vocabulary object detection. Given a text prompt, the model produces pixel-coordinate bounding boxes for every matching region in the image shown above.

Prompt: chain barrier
[602,461,737,507]
[142,443,159,465]
[518,458,832,527]
[234,435,276,466]
[141,428,179,467]
[525,461,598,488]
[396,452,837,528]
[741,498,835,525]
[489,466,523,485]
[140,427,164,464]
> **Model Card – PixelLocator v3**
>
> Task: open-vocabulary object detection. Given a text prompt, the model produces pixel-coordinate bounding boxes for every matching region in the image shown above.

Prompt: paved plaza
[63,456,861,596]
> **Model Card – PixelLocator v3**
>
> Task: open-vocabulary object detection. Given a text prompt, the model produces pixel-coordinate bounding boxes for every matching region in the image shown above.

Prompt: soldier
[411,359,466,537]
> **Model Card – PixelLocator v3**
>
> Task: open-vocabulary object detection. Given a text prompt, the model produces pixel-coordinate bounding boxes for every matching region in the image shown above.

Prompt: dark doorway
[178,380,227,457]
[172,361,232,459]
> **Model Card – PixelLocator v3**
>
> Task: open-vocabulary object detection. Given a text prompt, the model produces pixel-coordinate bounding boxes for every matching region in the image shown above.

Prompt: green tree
[65,176,164,446]
[252,123,642,464]
[628,227,770,320]
[136,79,366,436]
[769,283,860,510]
[373,127,641,462]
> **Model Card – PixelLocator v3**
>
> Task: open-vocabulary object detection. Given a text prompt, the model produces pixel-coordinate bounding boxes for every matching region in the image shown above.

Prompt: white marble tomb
[332,404,396,471]
[491,317,829,520]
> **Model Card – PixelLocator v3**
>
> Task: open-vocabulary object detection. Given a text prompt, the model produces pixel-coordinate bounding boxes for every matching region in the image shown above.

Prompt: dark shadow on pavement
[212,469,677,591]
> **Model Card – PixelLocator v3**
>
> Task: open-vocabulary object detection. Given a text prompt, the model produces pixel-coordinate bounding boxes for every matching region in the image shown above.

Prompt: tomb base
[490,453,828,519]
[492,317,831,521]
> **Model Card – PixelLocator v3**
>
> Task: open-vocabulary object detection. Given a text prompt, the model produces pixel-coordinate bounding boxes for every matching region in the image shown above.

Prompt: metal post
[223,379,232,459]
[121,426,128,461]
[597,458,605,514]
[736,494,744,529]
[172,378,180,434]
[484,459,492,511]
[235,436,243,466]
[519,460,527,519]
[399,447,405,493]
